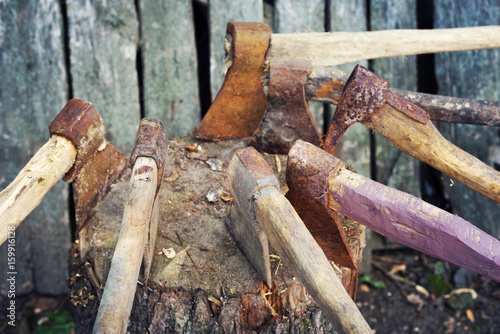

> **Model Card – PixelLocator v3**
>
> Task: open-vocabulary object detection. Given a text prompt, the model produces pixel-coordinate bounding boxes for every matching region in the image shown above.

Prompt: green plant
[37,308,74,334]
[425,261,451,295]
[359,274,386,289]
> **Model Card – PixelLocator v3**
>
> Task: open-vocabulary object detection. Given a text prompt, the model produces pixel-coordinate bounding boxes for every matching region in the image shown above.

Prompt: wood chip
[220,194,233,202]
[185,144,199,152]
[162,248,176,259]
[275,155,281,173]
[207,295,222,306]
[164,170,179,183]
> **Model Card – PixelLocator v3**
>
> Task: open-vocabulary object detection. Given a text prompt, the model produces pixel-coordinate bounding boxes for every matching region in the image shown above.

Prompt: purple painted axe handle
[288,141,500,282]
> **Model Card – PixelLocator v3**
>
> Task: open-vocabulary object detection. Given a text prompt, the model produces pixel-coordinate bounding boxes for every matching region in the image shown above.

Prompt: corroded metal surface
[196,22,271,140]
[294,141,500,283]
[286,140,358,298]
[324,65,429,155]
[249,58,320,154]
[48,99,127,235]
[130,118,169,193]
[73,143,127,235]
[49,99,106,183]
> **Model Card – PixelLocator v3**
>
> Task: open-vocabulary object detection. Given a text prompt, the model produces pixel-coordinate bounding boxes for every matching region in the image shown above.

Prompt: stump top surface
[75,133,365,332]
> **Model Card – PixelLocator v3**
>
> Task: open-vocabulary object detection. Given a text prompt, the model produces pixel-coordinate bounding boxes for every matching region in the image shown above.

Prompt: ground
[356,247,500,334]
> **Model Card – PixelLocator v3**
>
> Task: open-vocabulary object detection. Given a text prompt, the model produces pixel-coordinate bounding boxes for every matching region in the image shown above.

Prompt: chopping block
[69,133,366,333]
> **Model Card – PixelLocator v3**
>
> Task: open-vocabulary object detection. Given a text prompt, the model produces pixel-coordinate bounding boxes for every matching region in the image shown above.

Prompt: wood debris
[164,170,179,183]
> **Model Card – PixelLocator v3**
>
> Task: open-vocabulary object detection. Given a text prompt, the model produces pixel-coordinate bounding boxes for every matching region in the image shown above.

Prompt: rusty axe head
[226,146,281,287]
[49,99,127,235]
[323,64,429,155]
[248,58,321,154]
[196,22,271,140]
[131,117,168,280]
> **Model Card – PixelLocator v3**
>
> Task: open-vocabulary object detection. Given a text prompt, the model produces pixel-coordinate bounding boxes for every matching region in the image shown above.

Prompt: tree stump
[68,133,365,333]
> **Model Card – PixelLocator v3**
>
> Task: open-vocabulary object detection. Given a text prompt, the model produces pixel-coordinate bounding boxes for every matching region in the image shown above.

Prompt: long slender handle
[93,157,158,334]
[269,25,500,66]
[364,104,500,203]
[255,187,371,334]
[326,167,500,282]
[0,135,76,245]
[302,67,500,127]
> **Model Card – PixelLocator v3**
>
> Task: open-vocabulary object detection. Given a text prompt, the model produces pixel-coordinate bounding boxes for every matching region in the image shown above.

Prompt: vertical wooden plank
[434,0,500,237]
[0,0,70,295]
[209,0,263,101]
[67,0,140,154]
[274,0,325,134]
[140,0,200,136]
[370,0,420,197]
[329,0,369,177]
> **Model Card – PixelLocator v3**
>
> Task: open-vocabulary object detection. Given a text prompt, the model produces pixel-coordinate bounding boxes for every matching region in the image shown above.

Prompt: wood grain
[0,136,76,245]
[268,25,500,67]
[93,157,158,334]
[363,104,500,203]
[255,186,371,333]
[326,164,500,282]
[435,0,500,238]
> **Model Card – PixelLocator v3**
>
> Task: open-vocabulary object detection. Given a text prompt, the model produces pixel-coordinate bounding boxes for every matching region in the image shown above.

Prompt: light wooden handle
[0,135,76,245]
[269,25,500,66]
[93,157,158,334]
[255,187,371,334]
[364,104,500,203]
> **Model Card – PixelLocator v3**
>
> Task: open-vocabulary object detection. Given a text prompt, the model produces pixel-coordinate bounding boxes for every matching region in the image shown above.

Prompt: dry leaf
[466,309,475,323]
[406,292,426,310]
[389,264,407,275]
[360,284,370,293]
[416,285,430,298]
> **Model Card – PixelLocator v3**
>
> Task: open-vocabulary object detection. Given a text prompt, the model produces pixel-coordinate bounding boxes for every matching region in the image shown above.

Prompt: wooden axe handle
[364,104,500,203]
[0,135,76,245]
[255,186,371,333]
[269,26,500,66]
[326,162,500,282]
[93,157,158,334]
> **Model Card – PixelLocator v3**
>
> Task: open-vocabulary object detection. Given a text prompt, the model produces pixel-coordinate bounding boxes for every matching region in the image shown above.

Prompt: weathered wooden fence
[0,0,498,296]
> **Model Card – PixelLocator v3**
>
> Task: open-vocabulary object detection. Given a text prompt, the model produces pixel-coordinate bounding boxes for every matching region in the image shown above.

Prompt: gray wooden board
[370,0,421,198]
[209,0,263,101]
[0,0,70,295]
[329,0,370,177]
[273,0,325,134]
[139,0,201,136]
[434,0,500,238]
[66,0,141,154]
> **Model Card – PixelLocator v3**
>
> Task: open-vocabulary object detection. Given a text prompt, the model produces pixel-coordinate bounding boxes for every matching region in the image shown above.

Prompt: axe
[93,118,167,334]
[197,22,500,141]
[324,65,500,203]
[287,140,500,283]
[227,146,371,333]
[0,99,127,245]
